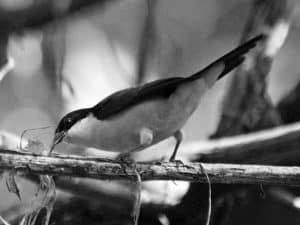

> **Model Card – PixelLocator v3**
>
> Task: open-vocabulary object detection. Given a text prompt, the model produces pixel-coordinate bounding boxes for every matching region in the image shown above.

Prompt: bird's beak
[50,131,66,153]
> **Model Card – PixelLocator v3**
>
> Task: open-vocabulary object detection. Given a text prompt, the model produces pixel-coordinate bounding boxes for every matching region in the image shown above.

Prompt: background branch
[191,121,300,164]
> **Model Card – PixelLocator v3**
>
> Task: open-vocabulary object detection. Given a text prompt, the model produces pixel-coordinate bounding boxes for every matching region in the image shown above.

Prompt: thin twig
[268,187,300,210]
[0,216,10,225]
[133,170,142,225]
[0,56,14,82]
[199,164,212,225]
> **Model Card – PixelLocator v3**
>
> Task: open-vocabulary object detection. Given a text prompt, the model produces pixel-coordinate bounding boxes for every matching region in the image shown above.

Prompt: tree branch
[1,150,300,185]
[189,121,300,164]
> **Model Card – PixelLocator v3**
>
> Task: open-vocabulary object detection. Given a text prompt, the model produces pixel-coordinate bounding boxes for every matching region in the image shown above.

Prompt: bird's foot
[151,156,184,166]
[150,157,187,171]
[116,153,137,177]
[170,157,197,171]
[116,152,132,162]
[151,156,171,165]
[169,158,186,167]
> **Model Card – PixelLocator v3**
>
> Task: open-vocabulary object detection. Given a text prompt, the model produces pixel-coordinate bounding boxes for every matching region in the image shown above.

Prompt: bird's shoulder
[92,77,185,120]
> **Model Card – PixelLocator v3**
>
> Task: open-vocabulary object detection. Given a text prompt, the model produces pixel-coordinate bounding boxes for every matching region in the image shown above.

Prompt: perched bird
[51,35,264,161]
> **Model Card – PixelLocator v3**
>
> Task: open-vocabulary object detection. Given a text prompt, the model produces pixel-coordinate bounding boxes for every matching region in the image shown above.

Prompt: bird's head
[50,108,91,152]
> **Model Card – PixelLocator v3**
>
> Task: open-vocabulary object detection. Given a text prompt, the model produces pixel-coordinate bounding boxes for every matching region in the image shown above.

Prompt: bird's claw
[151,157,185,166]
[170,158,196,171]
[116,153,137,177]
[170,159,185,167]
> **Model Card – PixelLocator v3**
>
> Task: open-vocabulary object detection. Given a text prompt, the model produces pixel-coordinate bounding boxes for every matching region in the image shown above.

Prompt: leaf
[20,175,56,225]
[5,170,21,201]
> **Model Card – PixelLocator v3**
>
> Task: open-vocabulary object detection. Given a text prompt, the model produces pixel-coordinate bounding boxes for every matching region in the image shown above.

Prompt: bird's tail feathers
[187,34,265,83]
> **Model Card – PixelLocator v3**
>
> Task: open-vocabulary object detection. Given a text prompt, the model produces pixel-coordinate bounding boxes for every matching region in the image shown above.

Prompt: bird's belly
[67,100,196,153]
[92,100,185,152]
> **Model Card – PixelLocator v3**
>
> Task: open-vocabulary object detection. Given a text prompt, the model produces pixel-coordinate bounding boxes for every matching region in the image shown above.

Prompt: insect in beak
[50,131,66,153]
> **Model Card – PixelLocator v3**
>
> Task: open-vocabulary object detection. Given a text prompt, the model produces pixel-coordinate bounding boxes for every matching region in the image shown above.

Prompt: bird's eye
[66,118,72,124]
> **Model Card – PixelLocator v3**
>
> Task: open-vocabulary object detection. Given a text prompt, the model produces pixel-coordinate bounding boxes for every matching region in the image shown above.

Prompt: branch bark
[1,150,300,185]
[189,121,300,164]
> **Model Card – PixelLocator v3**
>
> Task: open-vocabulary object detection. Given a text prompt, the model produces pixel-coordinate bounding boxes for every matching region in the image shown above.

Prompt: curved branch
[188,121,300,164]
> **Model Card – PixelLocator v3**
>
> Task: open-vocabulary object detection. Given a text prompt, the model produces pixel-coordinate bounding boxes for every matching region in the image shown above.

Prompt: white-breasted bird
[50,35,264,161]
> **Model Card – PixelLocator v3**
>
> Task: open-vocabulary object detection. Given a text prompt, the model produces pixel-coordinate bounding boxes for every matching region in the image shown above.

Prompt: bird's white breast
[65,78,209,153]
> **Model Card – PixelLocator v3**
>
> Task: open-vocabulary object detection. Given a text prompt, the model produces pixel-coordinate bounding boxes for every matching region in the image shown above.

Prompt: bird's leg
[116,152,132,162]
[169,130,183,162]
[116,152,137,178]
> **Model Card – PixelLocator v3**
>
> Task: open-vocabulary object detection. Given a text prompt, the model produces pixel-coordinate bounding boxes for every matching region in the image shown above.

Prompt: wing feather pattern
[92,77,184,120]
[92,35,264,120]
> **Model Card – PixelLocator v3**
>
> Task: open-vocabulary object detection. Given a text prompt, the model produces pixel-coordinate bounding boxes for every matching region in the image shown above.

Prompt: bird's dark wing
[93,34,264,120]
[92,77,185,120]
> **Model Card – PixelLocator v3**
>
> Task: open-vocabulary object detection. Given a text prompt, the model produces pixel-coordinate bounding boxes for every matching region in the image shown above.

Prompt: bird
[50,35,264,161]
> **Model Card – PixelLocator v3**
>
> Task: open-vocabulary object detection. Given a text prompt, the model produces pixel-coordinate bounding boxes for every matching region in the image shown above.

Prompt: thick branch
[1,150,300,185]
[188,121,300,164]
